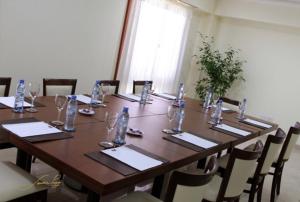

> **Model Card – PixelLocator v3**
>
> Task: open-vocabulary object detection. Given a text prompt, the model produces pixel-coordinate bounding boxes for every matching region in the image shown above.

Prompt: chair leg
[271,168,280,202]
[257,178,265,202]
[276,165,284,196]
[248,182,257,202]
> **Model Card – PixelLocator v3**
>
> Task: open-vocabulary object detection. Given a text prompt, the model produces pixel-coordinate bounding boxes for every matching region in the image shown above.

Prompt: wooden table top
[1,95,277,195]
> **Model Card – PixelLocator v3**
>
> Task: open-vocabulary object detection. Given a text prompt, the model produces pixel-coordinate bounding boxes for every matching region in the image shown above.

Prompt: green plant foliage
[195,34,245,100]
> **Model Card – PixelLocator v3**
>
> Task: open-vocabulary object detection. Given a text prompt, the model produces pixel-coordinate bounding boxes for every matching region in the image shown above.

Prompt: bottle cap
[96,80,101,85]
[19,80,25,83]
[179,100,185,108]
[123,107,129,113]
[71,95,77,100]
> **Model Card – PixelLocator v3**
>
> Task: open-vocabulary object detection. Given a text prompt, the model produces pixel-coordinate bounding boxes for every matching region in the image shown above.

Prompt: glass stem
[57,110,62,122]
[31,98,35,109]
[102,95,105,104]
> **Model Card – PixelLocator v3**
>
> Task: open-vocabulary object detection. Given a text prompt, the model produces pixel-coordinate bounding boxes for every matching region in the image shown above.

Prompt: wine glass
[101,84,110,104]
[100,112,119,148]
[51,94,67,126]
[162,105,176,134]
[26,82,40,113]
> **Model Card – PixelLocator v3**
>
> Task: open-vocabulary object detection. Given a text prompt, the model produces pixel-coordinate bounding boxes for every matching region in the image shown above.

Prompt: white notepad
[157,93,176,100]
[0,96,31,108]
[71,95,101,104]
[102,146,163,171]
[172,132,218,149]
[243,118,272,129]
[2,121,62,137]
[215,124,251,137]
[212,105,231,112]
[118,93,140,101]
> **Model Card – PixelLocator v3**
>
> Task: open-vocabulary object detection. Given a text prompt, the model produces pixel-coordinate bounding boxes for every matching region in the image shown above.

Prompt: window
[118,0,191,93]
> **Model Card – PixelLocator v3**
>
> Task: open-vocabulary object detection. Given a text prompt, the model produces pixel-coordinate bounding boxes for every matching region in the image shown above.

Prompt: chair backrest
[99,80,120,94]
[278,122,300,162]
[43,78,77,96]
[254,128,286,176]
[165,156,218,202]
[217,143,262,201]
[0,77,11,97]
[132,80,153,94]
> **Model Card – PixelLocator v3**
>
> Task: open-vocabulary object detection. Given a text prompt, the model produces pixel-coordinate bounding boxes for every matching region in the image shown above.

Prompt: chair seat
[113,191,162,202]
[203,175,222,201]
[0,161,46,201]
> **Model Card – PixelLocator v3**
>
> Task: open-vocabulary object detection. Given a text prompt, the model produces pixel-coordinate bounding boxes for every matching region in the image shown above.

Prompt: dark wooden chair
[217,128,286,202]
[202,141,263,202]
[132,80,153,94]
[112,156,218,202]
[268,122,300,202]
[43,78,77,96]
[0,77,12,96]
[99,80,120,94]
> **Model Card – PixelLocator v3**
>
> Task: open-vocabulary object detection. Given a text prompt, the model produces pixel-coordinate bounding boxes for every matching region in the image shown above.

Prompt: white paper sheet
[71,95,100,104]
[212,105,231,112]
[118,93,140,101]
[0,96,31,108]
[215,124,251,136]
[102,146,163,171]
[172,132,218,149]
[243,118,272,129]
[2,122,62,137]
[157,93,176,100]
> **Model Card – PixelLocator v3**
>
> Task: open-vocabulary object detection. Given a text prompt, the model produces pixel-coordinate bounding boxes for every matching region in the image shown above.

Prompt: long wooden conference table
[0,95,277,202]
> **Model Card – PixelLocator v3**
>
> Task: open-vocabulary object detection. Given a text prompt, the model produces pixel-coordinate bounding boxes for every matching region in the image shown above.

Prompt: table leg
[197,157,207,169]
[151,174,165,198]
[87,190,100,202]
[16,149,32,172]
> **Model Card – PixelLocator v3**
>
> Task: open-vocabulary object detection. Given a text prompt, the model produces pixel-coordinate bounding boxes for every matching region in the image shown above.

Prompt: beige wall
[182,0,300,144]
[0,0,127,94]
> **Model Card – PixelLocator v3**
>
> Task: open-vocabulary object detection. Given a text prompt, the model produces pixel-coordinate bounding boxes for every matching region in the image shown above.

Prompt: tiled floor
[0,146,299,202]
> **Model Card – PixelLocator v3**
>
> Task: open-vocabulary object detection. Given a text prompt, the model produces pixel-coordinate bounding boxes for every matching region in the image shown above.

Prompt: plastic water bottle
[90,80,101,107]
[14,80,25,113]
[238,98,247,120]
[211,100,223,125]
[140,83,148,105]
[176,83,184,101]
[64,95,78,132]
[174,100,185,132]
[114,107,129,145]
[203,88,213,109]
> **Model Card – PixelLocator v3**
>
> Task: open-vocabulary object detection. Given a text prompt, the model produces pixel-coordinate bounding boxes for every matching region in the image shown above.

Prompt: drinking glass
[51,94,67,126]
[167,105,177,128]
[100,112,119,148]
[26,82,40,113]
[101,84,110,104]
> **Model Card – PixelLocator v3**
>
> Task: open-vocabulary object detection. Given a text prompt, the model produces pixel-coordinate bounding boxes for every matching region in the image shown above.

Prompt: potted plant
[194,34,245,100]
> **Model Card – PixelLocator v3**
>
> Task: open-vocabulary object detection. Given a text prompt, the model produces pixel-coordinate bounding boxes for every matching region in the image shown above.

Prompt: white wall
[182,0,300,144]
[215,18,300,134]
[0,0,127,94]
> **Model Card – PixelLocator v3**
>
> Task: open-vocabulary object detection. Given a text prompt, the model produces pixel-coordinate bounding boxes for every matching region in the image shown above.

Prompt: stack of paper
[214,124,251,136]
[0,96,31,108]
[71,95,101,104]
[118,93,140,101]
[242,118,272,129]
[156,93,176,100]
[172,132,218,149]
[102,146,163,171]
[2,121,62,137]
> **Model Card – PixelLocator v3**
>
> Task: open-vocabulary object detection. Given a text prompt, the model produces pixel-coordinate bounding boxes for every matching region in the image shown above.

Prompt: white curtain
[118,0,191,93]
